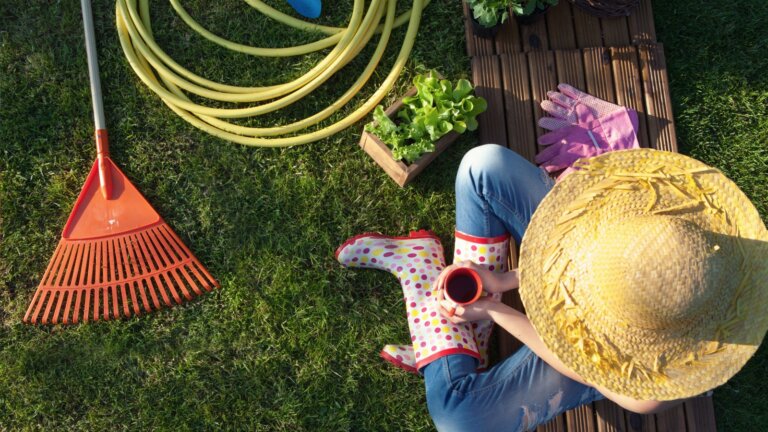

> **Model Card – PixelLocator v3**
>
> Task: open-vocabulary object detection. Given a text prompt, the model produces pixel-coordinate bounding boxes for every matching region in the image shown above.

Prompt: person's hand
[437,297,505,324]
[435,261,518,295]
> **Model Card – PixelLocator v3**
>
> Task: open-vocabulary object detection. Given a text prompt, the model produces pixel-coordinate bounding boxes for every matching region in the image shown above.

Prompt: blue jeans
[424,144,603,432]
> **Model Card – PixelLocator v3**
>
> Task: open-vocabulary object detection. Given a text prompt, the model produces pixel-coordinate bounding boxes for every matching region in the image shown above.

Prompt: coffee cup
[444,267,483,306]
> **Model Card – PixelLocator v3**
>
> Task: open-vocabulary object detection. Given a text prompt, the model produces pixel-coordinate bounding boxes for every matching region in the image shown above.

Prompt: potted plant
[465,0,519,39]
[514,0,559,24]
[359,71,487,187]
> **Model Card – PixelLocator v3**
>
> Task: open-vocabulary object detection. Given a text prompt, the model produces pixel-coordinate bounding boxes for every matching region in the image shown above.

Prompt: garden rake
[24,0,219,325]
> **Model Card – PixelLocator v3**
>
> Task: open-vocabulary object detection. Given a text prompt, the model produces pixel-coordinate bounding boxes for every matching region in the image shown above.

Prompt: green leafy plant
[514,0,559,16]
[465,0,520,28]
[366,72,487,163]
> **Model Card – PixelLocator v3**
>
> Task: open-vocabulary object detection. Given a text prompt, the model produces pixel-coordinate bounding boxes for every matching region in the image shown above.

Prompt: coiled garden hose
[116,0,430,147]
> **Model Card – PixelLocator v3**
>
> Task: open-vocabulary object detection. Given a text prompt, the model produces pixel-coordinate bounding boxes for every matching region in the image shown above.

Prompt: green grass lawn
[1,0,766,430]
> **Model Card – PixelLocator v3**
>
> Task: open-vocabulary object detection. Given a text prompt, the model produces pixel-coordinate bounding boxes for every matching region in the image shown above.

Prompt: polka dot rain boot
[335,230,481,370]
[454,230,510,370]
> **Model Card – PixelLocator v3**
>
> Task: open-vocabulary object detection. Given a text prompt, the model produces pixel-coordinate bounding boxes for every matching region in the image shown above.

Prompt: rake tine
[93,286,100,322]
[145,277,162,310]
[52,243,76,289]
[24,287,43,323]
[163,225,218,287]
[157,227,200,296]
[116,237,133,317]
[107,238,118,319]
[41,291,57,325]
[62,290,74,324]
[128,234,152,312]
[159,272,182,305]
[148,228,185,303]
[51,291,67,324]
[124,234,146,314]
[141,230,167,270]
[177,265,201,297]
[84,288,92,323]
[69,289,82,324]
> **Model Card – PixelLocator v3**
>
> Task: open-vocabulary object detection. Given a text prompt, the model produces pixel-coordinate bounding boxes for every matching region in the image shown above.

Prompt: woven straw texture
[570,0,640,18]
[519,149,768,400]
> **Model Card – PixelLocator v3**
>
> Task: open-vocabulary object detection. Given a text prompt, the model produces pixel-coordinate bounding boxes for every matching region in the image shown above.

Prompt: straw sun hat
[519,149,768,401]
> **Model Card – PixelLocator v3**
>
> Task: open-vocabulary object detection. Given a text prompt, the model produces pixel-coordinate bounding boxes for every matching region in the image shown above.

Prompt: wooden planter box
[359,87,460,187]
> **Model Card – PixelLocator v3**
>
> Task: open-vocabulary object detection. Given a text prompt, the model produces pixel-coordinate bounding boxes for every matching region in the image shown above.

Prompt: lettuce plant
[366,72,487,163]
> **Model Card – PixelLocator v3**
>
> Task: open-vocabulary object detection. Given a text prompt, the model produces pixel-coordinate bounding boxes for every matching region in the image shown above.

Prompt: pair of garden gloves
[536,84,640,180]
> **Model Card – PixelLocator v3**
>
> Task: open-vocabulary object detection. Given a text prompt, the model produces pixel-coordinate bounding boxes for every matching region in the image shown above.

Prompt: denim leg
[455,144,555,245]
[424,350,604,432]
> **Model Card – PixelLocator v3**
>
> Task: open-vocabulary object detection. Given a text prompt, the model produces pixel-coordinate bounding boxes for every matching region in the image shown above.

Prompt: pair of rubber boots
[335,230,509,372]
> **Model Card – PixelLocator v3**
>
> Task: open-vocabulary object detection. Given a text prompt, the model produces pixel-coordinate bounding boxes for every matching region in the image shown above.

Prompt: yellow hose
[116,0,428,147]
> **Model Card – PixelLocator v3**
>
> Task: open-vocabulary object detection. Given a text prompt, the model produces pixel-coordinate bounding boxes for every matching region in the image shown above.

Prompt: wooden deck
[463,1,717,431]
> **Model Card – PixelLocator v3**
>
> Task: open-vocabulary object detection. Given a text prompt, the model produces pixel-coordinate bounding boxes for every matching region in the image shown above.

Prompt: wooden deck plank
[625,412,657,432]
[684,396,717,432]
[638,44,677,152]
[628,0,657,45]
[656,404,687,432]
[610,46,649,148]
[572,6,603,48]
[500,53,537,162]
[538,415,567,432]
[472,55,507,146]
[596,399,628,432]
[601,16,631,46]
[546,2,577,50]
[521,18,550,51]
[583,48,617,103]
[495,15,523,54]
[498,240,523,358]
[567,403,599,432]
[527,51,558,139]
[463,2,495,57]
[555,49,587,90]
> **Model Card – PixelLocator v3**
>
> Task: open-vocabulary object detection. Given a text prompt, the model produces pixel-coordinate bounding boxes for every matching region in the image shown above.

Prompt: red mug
[444,267,483,306]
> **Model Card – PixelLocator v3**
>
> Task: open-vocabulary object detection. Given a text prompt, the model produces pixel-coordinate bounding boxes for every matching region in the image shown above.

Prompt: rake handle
[81,0,112,200]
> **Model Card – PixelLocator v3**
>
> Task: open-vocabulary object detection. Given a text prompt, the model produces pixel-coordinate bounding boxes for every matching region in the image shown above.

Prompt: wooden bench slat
[638,44,677,152]
[684,396,717,432]
[596,399,629,432]
[610,46,650,148]
[628,0,657,45]
[547,2,578,50]
[567,403,599,432]
[583,48,617,103]
[500,53,538,161]
[472,56,507,146]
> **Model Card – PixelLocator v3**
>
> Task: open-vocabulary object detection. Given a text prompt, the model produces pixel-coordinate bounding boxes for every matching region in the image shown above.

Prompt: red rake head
[24,158,219,325]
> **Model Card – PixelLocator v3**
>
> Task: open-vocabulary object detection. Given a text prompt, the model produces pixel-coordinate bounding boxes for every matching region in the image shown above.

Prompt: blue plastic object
[286,0,321,18]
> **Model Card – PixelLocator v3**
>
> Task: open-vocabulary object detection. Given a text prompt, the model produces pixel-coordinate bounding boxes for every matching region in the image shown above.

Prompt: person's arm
[441,299,686,415]
[487,303,686,414]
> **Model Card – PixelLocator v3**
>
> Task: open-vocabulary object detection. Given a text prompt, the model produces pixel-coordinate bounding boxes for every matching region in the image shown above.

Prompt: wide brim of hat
[519,149,768,400]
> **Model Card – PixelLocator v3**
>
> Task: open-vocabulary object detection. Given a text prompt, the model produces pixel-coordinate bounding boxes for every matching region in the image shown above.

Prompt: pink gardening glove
[536,103,640,177]
[539,83,626,131]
